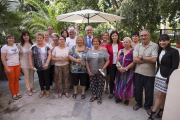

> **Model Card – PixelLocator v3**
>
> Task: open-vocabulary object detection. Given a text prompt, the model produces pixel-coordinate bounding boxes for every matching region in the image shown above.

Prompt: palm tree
[0,0,24,44]
[23,0,64,33]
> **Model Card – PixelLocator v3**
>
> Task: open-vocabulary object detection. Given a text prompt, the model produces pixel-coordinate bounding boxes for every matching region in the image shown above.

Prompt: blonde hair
[76,36,85,45]
[44,31,50,36]
[101,31,109,41]
[36,32,44,39]
[123,37,132,46]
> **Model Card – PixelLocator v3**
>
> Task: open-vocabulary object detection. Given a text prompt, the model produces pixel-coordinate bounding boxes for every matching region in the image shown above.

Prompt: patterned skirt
[155,76,167,93]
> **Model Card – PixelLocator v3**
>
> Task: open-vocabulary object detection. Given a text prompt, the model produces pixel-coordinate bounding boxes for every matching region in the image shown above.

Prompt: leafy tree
[0,0,24,44]
[116,0,161,35]
[23,0,65,33]
[158,0,180,28]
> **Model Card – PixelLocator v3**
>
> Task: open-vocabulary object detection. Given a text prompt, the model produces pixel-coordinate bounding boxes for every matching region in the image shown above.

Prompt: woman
[86,36,109,104]
[69,36,88,99]
[100,31,110,94]
[48,33,59,90]
[131,31,140,49]
[29,32,51,98]
[60,29,69,38]
[1,34,22,100]
[17,31,35,96]
[115,37,135,105]
[52,36,70,98]
[105,31,124,99]
[148,34,179,120]
[100,31,109,47]
[44,31,51,44]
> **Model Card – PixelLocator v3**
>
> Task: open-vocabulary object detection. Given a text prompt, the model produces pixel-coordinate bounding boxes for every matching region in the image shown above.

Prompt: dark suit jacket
[84,35,95,48]
[157,48,179,84]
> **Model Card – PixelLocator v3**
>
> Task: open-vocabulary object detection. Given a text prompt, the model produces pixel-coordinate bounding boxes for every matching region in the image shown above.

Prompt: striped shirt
[133,41,158,76]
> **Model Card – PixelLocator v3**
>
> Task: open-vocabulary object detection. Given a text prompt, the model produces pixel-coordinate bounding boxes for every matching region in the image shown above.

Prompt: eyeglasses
[48,29,54,30]
[86,30,92,32]
[140,34,148,37]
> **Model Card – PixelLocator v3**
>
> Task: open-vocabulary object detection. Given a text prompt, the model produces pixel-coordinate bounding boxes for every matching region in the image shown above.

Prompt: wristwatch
[126,67,128,71]
[140,55,143,60]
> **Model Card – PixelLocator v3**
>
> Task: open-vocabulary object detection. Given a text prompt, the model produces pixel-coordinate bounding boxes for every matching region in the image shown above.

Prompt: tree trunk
[111,0,119,12]
[75,23,81,35]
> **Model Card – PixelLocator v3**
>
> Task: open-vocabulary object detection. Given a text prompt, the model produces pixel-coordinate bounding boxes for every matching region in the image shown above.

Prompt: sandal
[89,96,97,102]
[65,93,70,98]
[124,100,129,106]
[133,104,141,110]
[12,95,18,100]
[97,97,102,105]
[39,91,45,98]
[148,110,156,120]
[155,108,163,118]
[46,91,50,98]
[58,93,62,98]
[108,94,113,99]
[72,94,77,99]
[146,108,152,115]
[115,99,122,103]
[31,89,36,93]
[105,88,109,94]
[16,94,22,98]
[81,94,86,99]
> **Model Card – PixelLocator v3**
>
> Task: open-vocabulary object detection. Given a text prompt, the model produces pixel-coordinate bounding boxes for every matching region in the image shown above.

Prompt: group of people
[1,25,179,120]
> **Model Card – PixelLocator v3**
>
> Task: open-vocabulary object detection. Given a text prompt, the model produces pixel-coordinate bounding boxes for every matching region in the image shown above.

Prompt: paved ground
[0,72,161,120]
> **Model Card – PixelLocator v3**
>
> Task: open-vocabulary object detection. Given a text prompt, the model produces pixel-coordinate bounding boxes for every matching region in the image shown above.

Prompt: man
[48,25,54,42]
[66,28,76,90]
[133,29,158,115]
[84,26,95,48]
[66,28,77,50]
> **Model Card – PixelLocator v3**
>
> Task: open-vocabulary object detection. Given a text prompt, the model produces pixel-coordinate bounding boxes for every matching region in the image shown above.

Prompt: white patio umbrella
[56,9,125,24]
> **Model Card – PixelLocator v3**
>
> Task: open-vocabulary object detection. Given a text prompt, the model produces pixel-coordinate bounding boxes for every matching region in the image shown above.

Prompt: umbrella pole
[88,13,89,25]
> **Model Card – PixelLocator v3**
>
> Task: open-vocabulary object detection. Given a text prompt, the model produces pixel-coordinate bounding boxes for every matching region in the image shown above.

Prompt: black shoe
[85,87,89,91]
[69,85,73,90]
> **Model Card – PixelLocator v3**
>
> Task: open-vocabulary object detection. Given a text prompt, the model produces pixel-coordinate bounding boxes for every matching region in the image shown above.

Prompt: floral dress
[114,49,135,99]
[69,46,88,73]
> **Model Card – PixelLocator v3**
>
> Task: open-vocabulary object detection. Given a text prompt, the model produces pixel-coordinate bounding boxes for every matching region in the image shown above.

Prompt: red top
[105,42,124,67]
[100,43,107,48]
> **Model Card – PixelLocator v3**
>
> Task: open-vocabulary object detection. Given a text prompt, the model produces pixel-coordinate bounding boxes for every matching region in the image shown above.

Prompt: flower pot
[176,42,180,48]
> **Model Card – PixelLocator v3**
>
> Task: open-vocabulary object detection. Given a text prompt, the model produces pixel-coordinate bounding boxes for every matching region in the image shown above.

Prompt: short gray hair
[85,25,93,31]
[68,28,76,33]
[51,33,59,39]
[139,29,150,36]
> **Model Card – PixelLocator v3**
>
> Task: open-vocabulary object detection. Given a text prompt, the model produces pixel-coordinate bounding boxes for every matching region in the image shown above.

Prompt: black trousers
[134,73,155,109]
[49,65,54,86]
[108,64,117,94]
[37,68,50,91]
[86,74,90,88]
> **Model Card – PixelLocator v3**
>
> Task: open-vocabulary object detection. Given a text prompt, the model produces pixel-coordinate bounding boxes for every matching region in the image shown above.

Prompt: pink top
[100,43,108,48]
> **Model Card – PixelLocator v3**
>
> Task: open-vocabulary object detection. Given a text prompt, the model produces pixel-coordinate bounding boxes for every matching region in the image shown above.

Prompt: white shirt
[1,44,19,66]
[156,50,166,79]
[49,36,53,42]
[52,46,70,66]
[112,44,118,64]
[66,37,77,50]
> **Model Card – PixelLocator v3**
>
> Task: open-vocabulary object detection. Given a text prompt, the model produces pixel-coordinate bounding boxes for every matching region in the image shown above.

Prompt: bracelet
[45,63,48,65]
[140,55,143,60]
